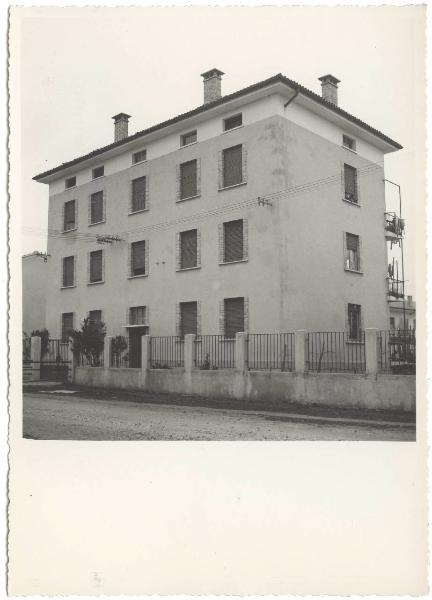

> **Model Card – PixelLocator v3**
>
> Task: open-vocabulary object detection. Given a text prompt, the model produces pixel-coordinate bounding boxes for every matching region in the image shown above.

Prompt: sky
[15,5,425,296]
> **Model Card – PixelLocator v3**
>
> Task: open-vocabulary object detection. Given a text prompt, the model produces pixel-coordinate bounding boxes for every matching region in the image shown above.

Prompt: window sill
[180,141,198,149]
[89,220,106,227]
[62,227,77,234]
[132,160,147,166]
[222,125,244,134]
[128,208,149,216]
[219,258,248,266]
[342,198,360,207]
[176,266,201,272]
[342,145,357,154]
[218,181,247,192]
[61,285,76,290]
[65,185,77,190]
[128,274,148,279]
[176,194,200,203]
[92,175,105,181]
[124,323,149,328]
[344,268,363,275]
[87,280,104,286]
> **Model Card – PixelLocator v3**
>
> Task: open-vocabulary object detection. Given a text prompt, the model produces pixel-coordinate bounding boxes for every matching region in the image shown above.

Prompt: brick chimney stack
[200,68,225,104]
[318,74,340,105]
[112,113,131,142]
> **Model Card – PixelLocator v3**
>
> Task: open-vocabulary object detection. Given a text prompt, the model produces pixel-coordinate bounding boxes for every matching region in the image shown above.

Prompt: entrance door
[129,327,148,368]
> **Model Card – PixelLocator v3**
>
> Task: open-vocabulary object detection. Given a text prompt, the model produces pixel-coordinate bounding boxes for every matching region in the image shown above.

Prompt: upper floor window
[343,135,356,152]
[224,297,245,339]
[61,312,74,340]
[222,144,244,188]
[62,256,75,288]
[65,176,76,189]
[180,130,197,147]
[89,191,105,224]
[347,303,362,341]
[343,164,358,203]
[89,250,104,284]
[88,309,102,324]
[132,149,147,164]
[130,240,147,277]
[63,199,76,232]
[224,113,242,131]
[179,301,198,337]
[129,305,146,325]
[180,160,198,200]
[345,233,361,272]
[131,176,147,213]
[179,229,198,270]
[92,165,104,179]
[221,219,247,263]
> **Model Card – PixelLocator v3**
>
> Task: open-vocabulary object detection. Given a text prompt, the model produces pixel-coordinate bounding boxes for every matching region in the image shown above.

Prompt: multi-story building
[34,69,402,365]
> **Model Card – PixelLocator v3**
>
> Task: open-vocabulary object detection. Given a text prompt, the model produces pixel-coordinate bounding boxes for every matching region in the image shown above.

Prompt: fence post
[365,328,379,375]
[141,335,151,371]
[68,337,77,383]
[184,334,195,373]
[235,332,247,373]
[294,330,308,374]
[104,336,113,371]
[30,336,41,381]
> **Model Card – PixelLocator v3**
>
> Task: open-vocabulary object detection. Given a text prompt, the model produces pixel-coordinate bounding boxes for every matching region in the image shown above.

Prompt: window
[180,130,197,146]
[129,306,146,325]
[89,250,103,283]
[131,176,147,213]
[62,256,75,287]
[343,135,356,151]
[345,233,360,271]
[224,297,245,338]
[347,303,362,341]
[88,310,102,324]
[61,313,74,340]
[222,144,243,188]
[63,199,76,232]
[179,229,198,269]
[132,149,147,164]
[344,164,358,203]
[224,113,242,131]
[92,165,104,179]
[390,317,395,330]
[223,219,245,263]
[180,160,198,200]
[90,191,104,224]
[130,240,147,276]
[180,301,198,337]
[65,176,76,189]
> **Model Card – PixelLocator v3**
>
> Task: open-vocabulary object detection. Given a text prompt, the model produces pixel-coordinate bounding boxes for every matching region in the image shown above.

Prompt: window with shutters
[65,176,76,189]
[344,164,358,203]
[343,135,356,152]
[180,160,198,200]
[179,229,198,269]
[88,310,102,324]
[180,130,197,147]
[92,165,104,179]
[131,176,147,213]
[223,113,242,131]
[224,297,245,338]
[62,256,75,288]
[347,303,362,341]
[89,250,103,283]
[390,317,395,330]
[129,306,146,325]
[345,233,361,271]
[61,313,74,340]
[132,149,147,164]
[222,144,243,188]
[63,199,76,232]
[131,241,147,277]
[89,191,104,224]
[223,219,244,263]
[180,301,198,337]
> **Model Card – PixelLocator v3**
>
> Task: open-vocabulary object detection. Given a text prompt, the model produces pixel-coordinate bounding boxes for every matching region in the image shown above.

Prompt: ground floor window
[347,303,362,341]
[224,297,245,338]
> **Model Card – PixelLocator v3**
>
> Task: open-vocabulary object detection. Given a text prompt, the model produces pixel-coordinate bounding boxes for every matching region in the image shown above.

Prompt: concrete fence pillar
[104,336,113,370]
[235,332,248,373]
[294,330,308,374]
[30,336,41,381]
[365,328,379,376]
[141,335,151,372]
[184,334,196,373]
[68,337,77,383]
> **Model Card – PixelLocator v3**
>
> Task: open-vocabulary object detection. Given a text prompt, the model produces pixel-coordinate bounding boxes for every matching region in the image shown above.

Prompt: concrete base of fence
[74,366,415,413]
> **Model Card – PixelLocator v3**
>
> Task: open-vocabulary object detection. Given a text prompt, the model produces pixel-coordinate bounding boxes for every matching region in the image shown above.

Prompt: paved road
[23,391,415,441]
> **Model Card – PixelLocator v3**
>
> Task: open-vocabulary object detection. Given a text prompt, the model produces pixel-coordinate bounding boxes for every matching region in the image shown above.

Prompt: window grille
[348,303,362,341]
[65,176,76,189]
[61,313,74,340]
[132,149,147,164]
[88,310,102,323]
[224,297,244,338]
[62,256,75,287]
[343,135,356,151]
[180,160,198,199]
[180,130,197,146]
[90,191,104,224]
[180,229,197,269]
[223,145,243,187]
[89,250,103,283]
[131,176,146,212]
[63,199,76,231]
[224,113,242,131]
[180,301,198,337]
[345,233,360,271]
[129,306,146,325]
[344,164,358,202]
[92,165,104,179]
[131,241,146,276]
[223,219,244,262]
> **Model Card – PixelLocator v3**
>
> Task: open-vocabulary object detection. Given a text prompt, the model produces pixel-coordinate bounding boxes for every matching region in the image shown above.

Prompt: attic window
[92,165,104,179]
[224,113,243,131]
[180,130,197,147]
[343,135,356,152]
[132,149,147,164]
[65,176,76,189]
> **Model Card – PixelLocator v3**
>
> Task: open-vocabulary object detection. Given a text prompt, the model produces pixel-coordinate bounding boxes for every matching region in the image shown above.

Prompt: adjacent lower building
[33,69,402,362]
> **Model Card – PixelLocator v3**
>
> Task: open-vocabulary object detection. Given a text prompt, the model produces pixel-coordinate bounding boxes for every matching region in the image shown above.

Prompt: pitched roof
[33,73,402,182]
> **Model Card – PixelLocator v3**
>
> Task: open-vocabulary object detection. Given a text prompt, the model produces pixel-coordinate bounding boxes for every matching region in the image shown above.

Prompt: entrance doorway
[128,327,148,368]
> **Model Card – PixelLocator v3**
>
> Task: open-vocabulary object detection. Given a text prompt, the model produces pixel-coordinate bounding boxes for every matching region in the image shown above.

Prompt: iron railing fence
[79,348,104,367]
[194,335,235,369]
[247,333,294,371]
[110,335,130,368]
[150,336,184,369]
[307,331,366,373]
[378,330,416,374]
[44,339,71,363]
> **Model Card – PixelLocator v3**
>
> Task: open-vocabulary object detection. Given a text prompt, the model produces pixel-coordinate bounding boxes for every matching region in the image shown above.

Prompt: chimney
[112,113,131,142]
[200,68,224,104]
[318,74,340,105]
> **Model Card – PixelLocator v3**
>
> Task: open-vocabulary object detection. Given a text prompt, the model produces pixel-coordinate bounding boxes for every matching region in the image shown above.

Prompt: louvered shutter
[180,302,197,336]
[348,303,362,340]
[180,230,197,269]
[224,220,243,262]
[223,145,242,187]
[90,250,103,282]
[63,256,74,287]
[180,160,197,199]
[346,233,359,270]
[131,176,146,212]
[64,200,75,231]
[131,241,146,276]
[62,313,74,340]
[224,297,244,338]
[89,310,102,323]
[344,165,357,202]
[90,191,104,223]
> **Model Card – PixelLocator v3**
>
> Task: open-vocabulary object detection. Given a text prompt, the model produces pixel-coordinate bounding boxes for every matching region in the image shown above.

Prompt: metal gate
[40,339,71,382]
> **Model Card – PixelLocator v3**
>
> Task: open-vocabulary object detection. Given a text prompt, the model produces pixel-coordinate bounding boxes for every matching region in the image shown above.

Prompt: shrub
[70,317,106,367]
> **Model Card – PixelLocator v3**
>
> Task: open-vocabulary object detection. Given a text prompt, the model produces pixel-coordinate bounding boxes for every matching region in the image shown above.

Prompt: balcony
[384,212,404,242]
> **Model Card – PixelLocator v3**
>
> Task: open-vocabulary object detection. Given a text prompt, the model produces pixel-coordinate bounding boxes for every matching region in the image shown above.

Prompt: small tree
[30,328,50,357]
[70,317,106,367]
[111,335,128,367]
